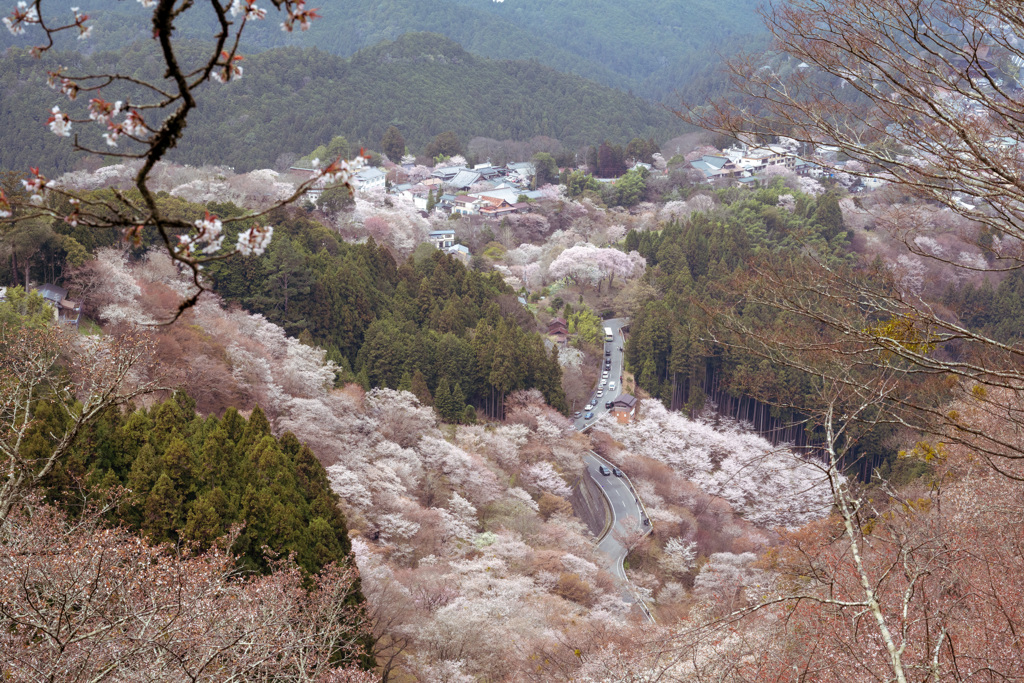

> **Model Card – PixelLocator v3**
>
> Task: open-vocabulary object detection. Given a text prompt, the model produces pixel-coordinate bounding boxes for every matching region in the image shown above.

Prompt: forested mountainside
[45,190,568,420]
[0,33,686,175]
[41,392,360,577]
[0,0,767,102]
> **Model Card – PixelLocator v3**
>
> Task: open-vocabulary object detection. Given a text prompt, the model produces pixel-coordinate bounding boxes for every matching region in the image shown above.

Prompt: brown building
[612,394,638,424]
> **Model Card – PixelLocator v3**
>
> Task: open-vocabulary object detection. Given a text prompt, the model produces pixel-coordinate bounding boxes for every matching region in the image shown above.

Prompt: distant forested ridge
[0,32,686,175]
[0,0,767,102]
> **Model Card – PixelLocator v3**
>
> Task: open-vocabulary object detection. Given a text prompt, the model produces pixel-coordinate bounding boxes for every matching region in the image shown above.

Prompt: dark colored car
[598,466,611,476]
[605,401,614,409]
[584,411,595,420]
[605,349,611,356]
[612,468,623,477]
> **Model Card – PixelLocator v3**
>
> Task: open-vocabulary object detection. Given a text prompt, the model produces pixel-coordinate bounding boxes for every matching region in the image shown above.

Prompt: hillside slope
[0,0,767,102]
[0,33,686,174]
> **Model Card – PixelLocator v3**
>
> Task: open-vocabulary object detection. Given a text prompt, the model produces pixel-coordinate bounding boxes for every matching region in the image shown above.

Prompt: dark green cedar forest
[35,393,356,579]
[203,209,568,420]
[0,0,766,103]
[622,181,902,477]
[625,182,852,410]
[0,33,685,175]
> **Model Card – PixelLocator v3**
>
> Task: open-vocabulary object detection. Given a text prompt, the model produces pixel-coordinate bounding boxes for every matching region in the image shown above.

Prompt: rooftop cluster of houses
[289,164,388,202]
[689,140,892,192]
[392,161,544,217]
[689,140,812,184]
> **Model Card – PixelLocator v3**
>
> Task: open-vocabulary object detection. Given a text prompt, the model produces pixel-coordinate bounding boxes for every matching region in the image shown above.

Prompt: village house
[478,197,518,218]
[547,317,568,336]
[546,317,569,345]
[468,184,542,205]
[428,229,456,250]
[353,167,387,190]
[506,161,535,184]
[289,164,326,201]
[452,195,484,216]
[430,166,463,182]
[30,283,82,327]
[445,244,470,263]
[611,394,638,424]
[436,194,457,212]
[689,155,744,181]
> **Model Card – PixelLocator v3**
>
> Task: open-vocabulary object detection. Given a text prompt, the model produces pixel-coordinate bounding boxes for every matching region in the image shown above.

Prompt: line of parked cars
[573,342,620,425]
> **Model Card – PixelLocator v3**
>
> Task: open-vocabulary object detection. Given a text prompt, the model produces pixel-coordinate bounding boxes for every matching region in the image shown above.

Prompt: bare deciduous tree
[0,323,154,525]
[0,500,373,682]
[683,0,1024,480]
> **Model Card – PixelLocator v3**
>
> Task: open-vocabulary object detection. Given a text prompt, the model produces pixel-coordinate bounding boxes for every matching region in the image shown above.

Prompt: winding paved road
[582,452,647,583]
[572,319,655,621]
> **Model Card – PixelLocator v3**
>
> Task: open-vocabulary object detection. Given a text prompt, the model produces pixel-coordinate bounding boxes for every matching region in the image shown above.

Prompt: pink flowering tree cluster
[547,243,646,292]
[0,0,362,320]
[603,400,832,528]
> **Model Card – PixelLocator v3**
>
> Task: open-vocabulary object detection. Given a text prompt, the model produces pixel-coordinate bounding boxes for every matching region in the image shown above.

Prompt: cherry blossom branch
[0,0,350,323]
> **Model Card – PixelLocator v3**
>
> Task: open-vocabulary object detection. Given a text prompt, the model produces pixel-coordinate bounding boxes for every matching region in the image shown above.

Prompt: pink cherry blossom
[21,168,46,202]
[236,223,274,256]
[3,1,38,35]
[47,106,71,137]
[211,51,244,83]
[88,98,122,123]
[280,0,319,32]
[122,110,147,137]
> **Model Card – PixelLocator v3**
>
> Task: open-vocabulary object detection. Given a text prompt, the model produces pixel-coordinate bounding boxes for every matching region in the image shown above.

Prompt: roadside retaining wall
[569,471,610,539]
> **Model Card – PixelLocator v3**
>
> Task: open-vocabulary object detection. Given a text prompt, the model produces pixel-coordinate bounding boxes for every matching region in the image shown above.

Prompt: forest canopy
[0,32,686,175]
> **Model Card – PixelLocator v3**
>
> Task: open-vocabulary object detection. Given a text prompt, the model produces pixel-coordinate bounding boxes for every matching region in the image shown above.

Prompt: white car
[584,403,595,411]
[596,389,604,397]
[599,379,607,387]
[602,370,609,378]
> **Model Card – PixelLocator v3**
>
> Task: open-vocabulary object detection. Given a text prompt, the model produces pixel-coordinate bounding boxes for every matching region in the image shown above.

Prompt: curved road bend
[582,452,646,584]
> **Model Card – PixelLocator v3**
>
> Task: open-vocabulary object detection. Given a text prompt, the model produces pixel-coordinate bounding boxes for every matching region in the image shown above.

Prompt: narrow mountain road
[573,319,655,621]
[573,317,627,429]
[582,452,648,582]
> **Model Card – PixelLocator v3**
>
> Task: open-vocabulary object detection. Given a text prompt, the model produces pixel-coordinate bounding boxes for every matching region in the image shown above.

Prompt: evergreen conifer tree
[450,382,466,423]
[434,377,453,421]
[411,369,433,406]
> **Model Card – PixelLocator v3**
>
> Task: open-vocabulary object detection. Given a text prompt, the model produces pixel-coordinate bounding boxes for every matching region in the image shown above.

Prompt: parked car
[585,411,595,420]
[604,401,614,409]
[598,466,611,476]
[612,468,623,477]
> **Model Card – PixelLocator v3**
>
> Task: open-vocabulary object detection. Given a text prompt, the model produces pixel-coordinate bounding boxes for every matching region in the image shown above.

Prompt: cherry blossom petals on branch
[2,1,37,36]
